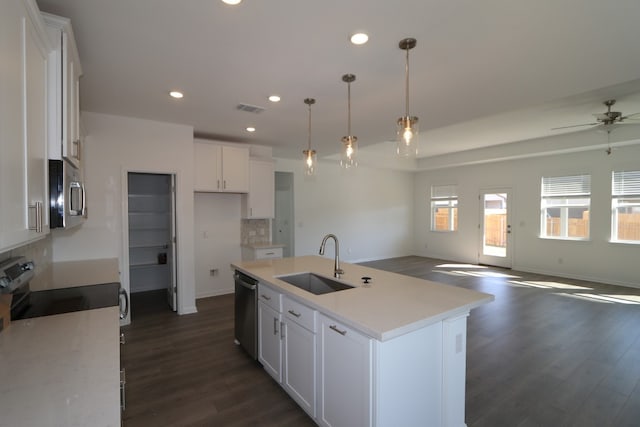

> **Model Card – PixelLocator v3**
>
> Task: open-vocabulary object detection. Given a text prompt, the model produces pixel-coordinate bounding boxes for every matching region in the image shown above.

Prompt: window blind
[542,175,591,197]
[612,171,640,196]
[431,185,457,199]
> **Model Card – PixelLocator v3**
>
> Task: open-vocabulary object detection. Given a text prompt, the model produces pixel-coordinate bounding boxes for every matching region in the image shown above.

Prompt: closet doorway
[127,172,177,318]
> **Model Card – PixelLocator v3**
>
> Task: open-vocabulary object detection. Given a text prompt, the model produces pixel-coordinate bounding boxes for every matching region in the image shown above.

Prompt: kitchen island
[231,255,494,427]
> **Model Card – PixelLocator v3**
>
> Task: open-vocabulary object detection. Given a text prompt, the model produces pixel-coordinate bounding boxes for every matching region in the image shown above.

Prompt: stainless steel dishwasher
[234,270,258,359]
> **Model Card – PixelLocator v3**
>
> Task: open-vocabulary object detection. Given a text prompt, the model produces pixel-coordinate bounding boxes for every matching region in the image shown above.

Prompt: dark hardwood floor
[122,257,640,427]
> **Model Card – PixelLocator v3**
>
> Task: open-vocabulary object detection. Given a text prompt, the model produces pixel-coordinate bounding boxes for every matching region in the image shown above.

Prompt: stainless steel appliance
[0,256,125,321]
[49,159,86,229]
[234,270,258,359]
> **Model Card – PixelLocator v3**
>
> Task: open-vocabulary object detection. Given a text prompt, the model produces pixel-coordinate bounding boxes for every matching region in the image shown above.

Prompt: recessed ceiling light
[246,127,256,132]
[169,91,184,99]
[350,32,369,45]
[268,95,281,103]
[222,0,242,5]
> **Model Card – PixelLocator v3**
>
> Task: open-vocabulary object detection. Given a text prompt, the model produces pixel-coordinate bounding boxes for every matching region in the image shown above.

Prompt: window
[431,185,458,231]
[612,170,640,243]
[540,175,590,240]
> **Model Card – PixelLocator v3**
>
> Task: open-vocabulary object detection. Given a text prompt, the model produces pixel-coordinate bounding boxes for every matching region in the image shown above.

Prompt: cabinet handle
[280,321,285,339]
[28,202,43,233]
[223,180,227,189]
[273,317,278,335]
[330,325,347,336]
[265,252,274,256]
[288,309,301,318]
[120,332,125,345]
[217,179,220,190]
[260,294,271,301]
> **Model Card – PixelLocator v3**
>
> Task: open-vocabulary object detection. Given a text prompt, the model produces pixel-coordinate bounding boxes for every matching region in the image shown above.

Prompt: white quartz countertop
[31,258,120,291]
[0,307,121,427]
[231,256,494,341]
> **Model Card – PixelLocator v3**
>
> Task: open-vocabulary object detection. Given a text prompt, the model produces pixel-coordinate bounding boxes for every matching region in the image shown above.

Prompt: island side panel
[374,321,443,427]
[442,313,470,427]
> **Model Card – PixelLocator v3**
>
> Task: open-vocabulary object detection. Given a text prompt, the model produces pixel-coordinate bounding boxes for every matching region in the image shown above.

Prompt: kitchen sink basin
[276,272,354,295]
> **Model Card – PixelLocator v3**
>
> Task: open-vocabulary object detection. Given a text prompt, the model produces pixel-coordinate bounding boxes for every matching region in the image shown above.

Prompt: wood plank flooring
[122,257,640,427]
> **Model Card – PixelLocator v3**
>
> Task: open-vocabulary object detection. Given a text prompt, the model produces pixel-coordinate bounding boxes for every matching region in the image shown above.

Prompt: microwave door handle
[81,181,86,216]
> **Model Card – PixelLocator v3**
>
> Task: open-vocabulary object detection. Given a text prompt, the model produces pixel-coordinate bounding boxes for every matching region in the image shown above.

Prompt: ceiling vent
[236,103,265,114]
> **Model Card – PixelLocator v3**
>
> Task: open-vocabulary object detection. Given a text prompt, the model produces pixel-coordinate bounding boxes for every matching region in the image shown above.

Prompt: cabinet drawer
[255,247,283,260]
[258,283,282,312]
[284,297,316,332]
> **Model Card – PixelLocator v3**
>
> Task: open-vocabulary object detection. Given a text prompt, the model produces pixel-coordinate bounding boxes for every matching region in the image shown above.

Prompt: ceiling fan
[552,99,640,130]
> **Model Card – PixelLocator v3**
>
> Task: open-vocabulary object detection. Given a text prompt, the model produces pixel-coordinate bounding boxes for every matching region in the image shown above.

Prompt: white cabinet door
[24,8,49,238]
[258,301,282,382]
[220,145,249,193]
[193,143,249,193]
[0,0,49,252]
[193,143,222,191]
[318,314,372,427]
[283,319,316,418]
[242,159,274,218]
[42,13,82,169]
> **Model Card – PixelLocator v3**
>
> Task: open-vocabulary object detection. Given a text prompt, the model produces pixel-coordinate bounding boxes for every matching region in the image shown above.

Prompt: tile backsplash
[0,235,52,278]
[241,219,270,245]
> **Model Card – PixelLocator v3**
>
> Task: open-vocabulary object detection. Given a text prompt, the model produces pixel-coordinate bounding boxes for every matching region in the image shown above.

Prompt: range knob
[0,276,10,289]
[21,261,35,271]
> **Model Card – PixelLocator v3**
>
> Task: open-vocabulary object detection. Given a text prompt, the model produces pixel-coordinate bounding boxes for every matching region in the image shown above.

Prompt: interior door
[478,189,512,268]
[167,174,177,311]
[273,172,295,257]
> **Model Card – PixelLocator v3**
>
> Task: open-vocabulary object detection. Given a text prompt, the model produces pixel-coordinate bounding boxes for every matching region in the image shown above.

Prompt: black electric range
[12,282,121,320]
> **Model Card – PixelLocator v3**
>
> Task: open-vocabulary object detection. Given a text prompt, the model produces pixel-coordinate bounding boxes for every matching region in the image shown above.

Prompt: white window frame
[540,174,591,240]
[611,170,640,244]
[430,185,458,232]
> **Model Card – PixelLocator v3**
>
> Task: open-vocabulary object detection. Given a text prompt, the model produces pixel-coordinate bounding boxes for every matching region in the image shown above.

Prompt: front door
[478,189,512,268]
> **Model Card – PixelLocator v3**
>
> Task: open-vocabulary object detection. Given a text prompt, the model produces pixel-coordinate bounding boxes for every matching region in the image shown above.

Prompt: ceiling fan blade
[621,112,640,120]
[551,122,598,130]
[593,113,611,120]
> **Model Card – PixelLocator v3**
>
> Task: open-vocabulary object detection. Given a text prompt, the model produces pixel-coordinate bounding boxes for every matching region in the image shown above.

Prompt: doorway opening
[273,172,294,257]
[127,172,178,319]
[478,189,512,268]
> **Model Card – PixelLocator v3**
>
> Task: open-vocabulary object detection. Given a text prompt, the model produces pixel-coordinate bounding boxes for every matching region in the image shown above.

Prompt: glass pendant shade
[340,74,357,169]
[396,38,418,158]
[340,136,358,169]
[303,149,317,176]
[303,98,317,177]
[396,116,419,157]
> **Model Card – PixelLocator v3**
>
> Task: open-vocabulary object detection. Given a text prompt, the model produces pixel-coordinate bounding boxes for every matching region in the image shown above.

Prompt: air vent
[236,103,265,114]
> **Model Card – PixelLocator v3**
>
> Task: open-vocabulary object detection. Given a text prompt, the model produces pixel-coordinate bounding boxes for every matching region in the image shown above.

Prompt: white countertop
[231,255,494,341]
[0,307,121,427]
[31,258,120,291]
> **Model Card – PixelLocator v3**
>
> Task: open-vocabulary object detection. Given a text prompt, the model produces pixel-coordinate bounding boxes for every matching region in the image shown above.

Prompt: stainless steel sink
[276,272,354,295]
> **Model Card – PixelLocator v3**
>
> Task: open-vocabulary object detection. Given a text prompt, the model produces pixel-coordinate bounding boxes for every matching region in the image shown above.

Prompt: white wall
[414,142,640,288]
[51,112,197,315]
[194,192,241,298]
[275,158,414,262]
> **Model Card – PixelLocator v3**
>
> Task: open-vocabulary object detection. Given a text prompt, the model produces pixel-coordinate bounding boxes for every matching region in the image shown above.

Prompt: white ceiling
[36,0,640,165]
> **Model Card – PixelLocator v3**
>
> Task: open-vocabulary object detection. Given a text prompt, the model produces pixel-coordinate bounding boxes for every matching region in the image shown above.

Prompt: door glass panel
[483,193,507,257]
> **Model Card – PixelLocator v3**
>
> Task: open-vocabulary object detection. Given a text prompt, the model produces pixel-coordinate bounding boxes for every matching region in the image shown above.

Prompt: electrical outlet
[210,269,218,276]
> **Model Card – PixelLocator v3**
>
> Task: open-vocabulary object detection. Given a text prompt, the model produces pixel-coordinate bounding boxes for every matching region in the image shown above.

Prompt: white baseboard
[196,288,234,299]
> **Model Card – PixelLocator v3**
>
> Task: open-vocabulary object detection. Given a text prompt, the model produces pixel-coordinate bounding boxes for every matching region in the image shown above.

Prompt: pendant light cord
[347,81,352,136]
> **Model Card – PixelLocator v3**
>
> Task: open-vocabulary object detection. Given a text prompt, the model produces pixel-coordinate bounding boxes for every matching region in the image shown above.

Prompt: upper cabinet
[42,12,83,170]
[193,142,249,193]
[0,0,51,252]
[242,159,275,219]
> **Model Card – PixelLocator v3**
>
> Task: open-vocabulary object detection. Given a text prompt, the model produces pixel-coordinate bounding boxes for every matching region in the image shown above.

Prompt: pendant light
[303,98,317,176]
[340,74,358,169]
[396,38,418,157]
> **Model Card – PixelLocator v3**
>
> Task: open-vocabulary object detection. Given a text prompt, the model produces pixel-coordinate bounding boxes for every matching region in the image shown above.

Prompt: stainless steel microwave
[49,159,85,229]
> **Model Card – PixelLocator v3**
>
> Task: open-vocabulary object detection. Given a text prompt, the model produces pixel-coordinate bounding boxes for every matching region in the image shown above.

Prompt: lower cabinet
[317,313,372,427]
[258,300,282,382]
[282,297,317,418]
